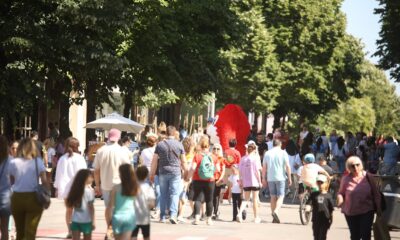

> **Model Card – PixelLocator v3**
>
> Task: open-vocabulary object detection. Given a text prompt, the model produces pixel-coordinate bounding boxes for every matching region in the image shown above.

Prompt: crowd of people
[0,121,398,240]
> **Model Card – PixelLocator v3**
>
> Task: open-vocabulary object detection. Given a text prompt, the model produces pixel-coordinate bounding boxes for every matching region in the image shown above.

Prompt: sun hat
[245,140,256,148]
[303,153,315,163]
[316,174,328,183]
[108,128,121,142]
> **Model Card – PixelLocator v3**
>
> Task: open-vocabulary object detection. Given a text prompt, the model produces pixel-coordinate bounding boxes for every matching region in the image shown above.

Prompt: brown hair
[119,164,139,196]
[66,169,92,208]
[136,165,149,181]
[146,136,157,147]
[17,138,38,159]
[182,137,195,154]
[64,137,80,157]
[167,126,176,137]
[199,136,210,150]
[0,136,8,164]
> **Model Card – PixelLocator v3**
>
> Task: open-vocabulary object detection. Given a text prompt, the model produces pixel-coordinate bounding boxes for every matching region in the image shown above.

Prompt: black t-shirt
[311,192,334,222]
[256,142,268,160]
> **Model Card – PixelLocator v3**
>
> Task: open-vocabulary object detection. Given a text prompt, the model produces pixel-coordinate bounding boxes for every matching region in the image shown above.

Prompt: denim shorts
[268,181,285,197]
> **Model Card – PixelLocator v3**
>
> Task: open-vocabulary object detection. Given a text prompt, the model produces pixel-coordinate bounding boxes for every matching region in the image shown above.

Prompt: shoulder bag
[35,158,51,209]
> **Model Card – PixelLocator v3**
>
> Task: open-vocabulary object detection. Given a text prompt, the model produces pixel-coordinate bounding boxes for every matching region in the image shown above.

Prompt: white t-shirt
[47,147,56,164]
[228,174,241,194]
[93,143,130,191]
[134,182,156,225]
[301,163,325,188]
[140,147,156,171]
[54,153,87,199]
[72,186,95,223]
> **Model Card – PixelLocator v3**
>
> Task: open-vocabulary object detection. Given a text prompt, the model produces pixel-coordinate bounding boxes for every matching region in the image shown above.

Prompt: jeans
[232,193,242,220]
[336,156,346,173]
[154,175,161,210]
[159,174,181,220]
[193,180,215,217]
[345,211,374,240]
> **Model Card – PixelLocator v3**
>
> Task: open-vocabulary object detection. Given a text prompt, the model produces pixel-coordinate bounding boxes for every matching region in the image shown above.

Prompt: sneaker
[170,217,178,224]
[151,210,160,219]
[206,217,214,226]
[272,212,280,224]
[254,217,261,224]
[177,216,186,223]
[236,215,243,223]
[242,210,247,220]
[192,215,200,225]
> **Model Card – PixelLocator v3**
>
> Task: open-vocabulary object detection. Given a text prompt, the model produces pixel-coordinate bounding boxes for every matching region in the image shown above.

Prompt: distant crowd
[0,121,397,240]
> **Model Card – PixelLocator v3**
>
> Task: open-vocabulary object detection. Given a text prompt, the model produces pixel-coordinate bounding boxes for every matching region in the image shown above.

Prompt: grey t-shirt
[72,187,95,223]
[155,139,184,175]
[134,182,156,225]
[8,158,46,192]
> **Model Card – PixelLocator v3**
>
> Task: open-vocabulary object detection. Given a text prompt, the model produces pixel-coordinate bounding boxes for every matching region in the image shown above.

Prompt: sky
[341,0,400,94]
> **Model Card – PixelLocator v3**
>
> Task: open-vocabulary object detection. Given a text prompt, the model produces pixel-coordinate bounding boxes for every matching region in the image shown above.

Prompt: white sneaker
[236,215,243,223]
[192,215,200,225]
[206,217,214,226]
[177,216,186,223]
[254,217,261,224]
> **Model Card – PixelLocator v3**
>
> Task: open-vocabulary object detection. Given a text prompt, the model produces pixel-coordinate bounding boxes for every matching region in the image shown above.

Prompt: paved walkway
[34,198,400,240]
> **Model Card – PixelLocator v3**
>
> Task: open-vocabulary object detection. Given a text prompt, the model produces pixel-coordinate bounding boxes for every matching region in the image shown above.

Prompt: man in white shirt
[93,128,130,236]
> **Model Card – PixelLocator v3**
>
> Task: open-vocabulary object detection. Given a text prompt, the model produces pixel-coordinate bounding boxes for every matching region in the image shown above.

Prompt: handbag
[34,158,51,209]
[373,216,391,240]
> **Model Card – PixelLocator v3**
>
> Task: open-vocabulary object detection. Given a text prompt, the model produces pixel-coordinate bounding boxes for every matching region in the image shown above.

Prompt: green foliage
[263,0,364,118]
[316,62,400,135]
[374,0,400,82]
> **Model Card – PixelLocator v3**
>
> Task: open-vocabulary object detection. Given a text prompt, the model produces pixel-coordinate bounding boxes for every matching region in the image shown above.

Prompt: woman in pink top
[237,141,262,223]
[337,156,381,240]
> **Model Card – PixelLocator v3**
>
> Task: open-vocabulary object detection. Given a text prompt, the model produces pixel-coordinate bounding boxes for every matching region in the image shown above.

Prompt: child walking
[311,174,334,240]
[106,164,139,240]
[66,169,95,240]
[132,166,156,240]
[228,164,245,221]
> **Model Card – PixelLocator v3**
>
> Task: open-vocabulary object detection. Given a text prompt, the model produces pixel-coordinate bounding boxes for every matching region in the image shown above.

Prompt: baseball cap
[304,153,315,163]
[108,128,121,142]
[316,175,328,183]
[245,140,256,148]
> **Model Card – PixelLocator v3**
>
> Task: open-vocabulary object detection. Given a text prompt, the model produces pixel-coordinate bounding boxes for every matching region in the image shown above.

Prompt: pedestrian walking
[106,164,139,240]
[54,137,87,238]
[211,143,226,220]
[93,129,130,238]
[8,138,50,240]
[66,169,95,240]
[262,139,291,223]
[237,141,262,223]
[0,136,11,240]
[311,175,334,240]
[149,126,187,224]
[228,164,244,222]
[132,166,156,240]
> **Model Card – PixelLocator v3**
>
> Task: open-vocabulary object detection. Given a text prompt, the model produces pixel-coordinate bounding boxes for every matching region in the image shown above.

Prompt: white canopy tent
[85,112,144,134]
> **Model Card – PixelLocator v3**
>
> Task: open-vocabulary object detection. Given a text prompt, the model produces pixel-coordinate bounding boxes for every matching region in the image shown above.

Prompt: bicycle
[299,186,312,225]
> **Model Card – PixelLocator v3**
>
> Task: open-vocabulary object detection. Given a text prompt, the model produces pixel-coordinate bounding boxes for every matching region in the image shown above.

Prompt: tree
[262,0,364,126]
[374,0,400,82]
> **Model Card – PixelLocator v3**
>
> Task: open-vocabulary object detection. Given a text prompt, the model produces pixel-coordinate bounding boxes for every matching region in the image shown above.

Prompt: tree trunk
[59,94,72,139]
[272,110,282,132]
[85,81,97,144]
[123,91,132,118]
[172,101,182,128]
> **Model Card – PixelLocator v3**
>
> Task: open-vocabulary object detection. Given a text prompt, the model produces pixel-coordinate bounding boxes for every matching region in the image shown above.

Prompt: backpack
[198,154,215,180]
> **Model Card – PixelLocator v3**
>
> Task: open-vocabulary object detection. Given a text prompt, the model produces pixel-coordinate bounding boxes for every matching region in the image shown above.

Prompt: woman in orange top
[187,136,218,226]
[211,143,226,220]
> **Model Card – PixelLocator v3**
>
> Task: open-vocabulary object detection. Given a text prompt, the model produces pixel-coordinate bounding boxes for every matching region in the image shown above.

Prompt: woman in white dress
[54,137,87,238]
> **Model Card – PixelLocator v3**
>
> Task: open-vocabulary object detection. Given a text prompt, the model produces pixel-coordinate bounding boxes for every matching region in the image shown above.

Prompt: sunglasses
[213,148,221,150]
[350,163,361,168]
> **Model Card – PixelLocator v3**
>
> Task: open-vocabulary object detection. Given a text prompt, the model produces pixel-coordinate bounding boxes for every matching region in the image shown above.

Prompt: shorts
[0,192,11,217]
[243,187,260,192]
[102,190,111,207]
[132,224,150,238]
[112,214,135,234]
[70,222,93,235]
[268,181,285,197]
